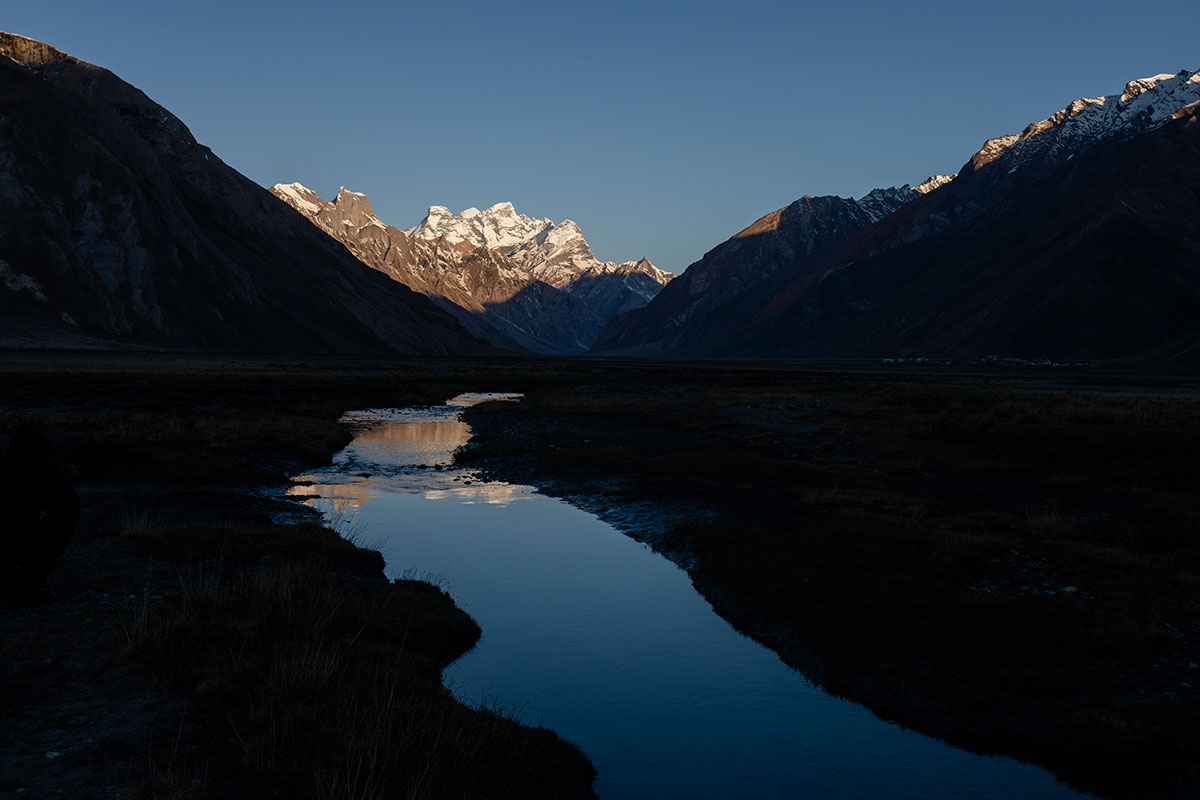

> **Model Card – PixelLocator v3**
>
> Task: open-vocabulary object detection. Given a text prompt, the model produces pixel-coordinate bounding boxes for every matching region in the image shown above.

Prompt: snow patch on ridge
[271,182,324,216]
[914,174,956,194]
[970,69,1200,170]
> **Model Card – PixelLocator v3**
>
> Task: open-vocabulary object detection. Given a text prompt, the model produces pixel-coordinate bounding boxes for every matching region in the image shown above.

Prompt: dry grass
[117,505,171,537]
[5,352,1197,796]
[117,531,594,800]
[0,354,598,799]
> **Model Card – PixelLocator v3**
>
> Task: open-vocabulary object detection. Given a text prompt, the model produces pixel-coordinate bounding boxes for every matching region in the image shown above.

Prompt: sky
[6,1,1198,273]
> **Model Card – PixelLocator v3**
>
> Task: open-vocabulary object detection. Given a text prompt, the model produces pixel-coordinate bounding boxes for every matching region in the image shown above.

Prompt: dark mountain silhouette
[764,105,1200,362]
[592,194,902,356]
[594,72,1200,363]
[0,32,489,354]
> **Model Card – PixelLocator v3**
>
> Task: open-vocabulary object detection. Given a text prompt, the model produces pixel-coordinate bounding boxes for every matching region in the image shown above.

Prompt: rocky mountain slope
[407,203,673,319]
[594,71,1200,362]
[771,93,1200,361]
[0,31,487,354]
[270,184,603,353]
[592,181,939,356]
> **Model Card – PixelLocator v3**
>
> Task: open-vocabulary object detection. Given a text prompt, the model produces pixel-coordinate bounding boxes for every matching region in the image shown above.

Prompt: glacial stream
[286,394,1092,799]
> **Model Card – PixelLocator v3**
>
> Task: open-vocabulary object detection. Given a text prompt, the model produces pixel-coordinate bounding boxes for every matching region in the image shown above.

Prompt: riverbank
[0,353,596,798]
[5,352,1197,798]
[455,363,1200,800]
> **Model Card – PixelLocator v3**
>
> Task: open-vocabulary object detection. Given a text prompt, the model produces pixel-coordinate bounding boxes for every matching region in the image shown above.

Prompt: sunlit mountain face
[270,184,672,354]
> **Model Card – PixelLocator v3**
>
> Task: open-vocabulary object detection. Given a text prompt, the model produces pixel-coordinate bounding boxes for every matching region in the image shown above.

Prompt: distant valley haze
[6,0,1198,274]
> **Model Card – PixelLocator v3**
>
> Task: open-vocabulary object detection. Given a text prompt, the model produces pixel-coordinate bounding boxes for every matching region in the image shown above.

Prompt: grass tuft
[119,531,594,799]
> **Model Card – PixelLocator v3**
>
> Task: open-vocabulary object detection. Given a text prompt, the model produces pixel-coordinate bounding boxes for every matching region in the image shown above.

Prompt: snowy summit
[406,202,672,290]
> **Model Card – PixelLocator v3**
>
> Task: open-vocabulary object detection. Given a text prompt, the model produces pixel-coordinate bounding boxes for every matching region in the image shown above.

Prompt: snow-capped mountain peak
[1121,72,1184,102]
[270,182,386,233]
[543,219,585,250]
[330,187,383,230]
[272,185,672,350]
[405,202,671,291]
[970,69,1200,171]
[913,174,957,194]
[406,202,554,250]
[619,257,674,286]
[271,182,325,216]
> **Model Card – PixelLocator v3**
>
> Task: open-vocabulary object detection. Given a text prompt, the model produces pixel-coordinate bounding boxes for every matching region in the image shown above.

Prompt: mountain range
[0,31,489,354]
[594,70,1200,363]
[270,187,671,353]
[1,28,1196,364]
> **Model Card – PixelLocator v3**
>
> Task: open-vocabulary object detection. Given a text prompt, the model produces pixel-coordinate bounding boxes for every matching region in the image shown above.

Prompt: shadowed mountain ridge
[0,31,489,354]
[593,70,1200,363]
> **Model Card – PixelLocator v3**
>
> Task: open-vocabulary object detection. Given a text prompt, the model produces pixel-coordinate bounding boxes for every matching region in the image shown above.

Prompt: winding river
[286,394,1092,799]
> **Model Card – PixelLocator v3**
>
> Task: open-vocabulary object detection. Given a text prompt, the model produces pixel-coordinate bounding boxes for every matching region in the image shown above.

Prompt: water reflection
[287,394,1092,800]
[287,394,525,512]
[423,482,530,505]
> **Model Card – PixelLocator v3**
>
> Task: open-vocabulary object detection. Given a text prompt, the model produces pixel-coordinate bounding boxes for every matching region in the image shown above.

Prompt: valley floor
[455,358,1200,800]
[0,353,596,799]
[2,352,1197,798]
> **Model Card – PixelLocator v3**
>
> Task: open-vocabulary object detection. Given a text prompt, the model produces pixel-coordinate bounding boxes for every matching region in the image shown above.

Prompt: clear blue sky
[7,1,1198,273]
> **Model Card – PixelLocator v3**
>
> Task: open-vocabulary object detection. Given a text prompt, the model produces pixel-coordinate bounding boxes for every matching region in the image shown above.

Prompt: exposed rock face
[270,184,603,353]
[595,70,1200,363]
[406,202,673,318]
[0,31,487,354]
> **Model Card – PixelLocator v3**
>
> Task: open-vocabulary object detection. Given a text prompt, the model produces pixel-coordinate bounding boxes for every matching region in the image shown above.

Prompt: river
[286,393,1092,799]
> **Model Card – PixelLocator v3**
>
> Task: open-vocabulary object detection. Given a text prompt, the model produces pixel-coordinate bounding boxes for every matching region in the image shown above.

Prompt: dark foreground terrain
[0,353,594,799]
[455,359,1200,799]
[1,353,1197,799]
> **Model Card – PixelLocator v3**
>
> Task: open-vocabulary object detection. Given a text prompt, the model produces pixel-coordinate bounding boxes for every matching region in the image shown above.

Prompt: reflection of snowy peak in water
[288,394,528,512]
[344,417,470,467]
[289,471,530,512]
[288,480,375,513]
[424,482,531,505]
